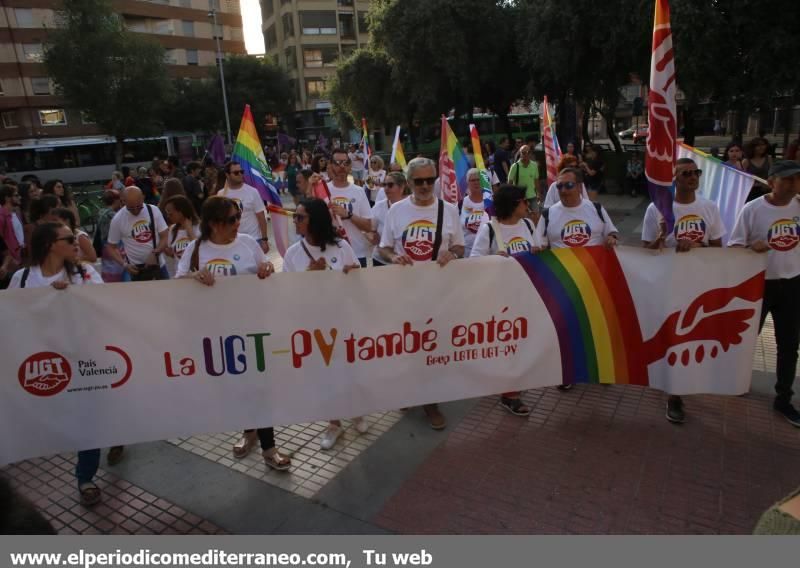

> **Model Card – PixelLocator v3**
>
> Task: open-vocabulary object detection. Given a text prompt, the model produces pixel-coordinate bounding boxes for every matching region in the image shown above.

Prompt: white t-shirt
[8,263,103,288]
[543,181,590,208]
[537,200,618,248]
[380,198,464,262]
[328,182,372,259]
[219,183,266,241]
[366,169,386,201]
[11,212,23,246]
[641,198,725,247]
[728,196,800,280]
[168,224,200,261]
[349,151,366,172]
[283,238,359,272]
[175,233,266,278]
[370,198,404,262]
[107,204,168,265]
[460,195,486,256]
[471,218,541,257]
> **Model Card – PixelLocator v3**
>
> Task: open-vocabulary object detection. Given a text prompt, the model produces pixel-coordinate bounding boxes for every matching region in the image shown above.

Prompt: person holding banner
[543,155,590,208]
[642,158,726,424]
[461,169,487,257]
[327,148,374,267]
[8,222,105,506]
[175,196,292,469]
[369,171,410,267]
[283,198,365,449]
[378,157,465,430]
[729,160,800,427]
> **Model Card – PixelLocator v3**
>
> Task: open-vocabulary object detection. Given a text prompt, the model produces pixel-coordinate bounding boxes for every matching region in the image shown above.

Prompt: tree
[44,0,171,168]
[221,55,293,132]
[162,78,222,133]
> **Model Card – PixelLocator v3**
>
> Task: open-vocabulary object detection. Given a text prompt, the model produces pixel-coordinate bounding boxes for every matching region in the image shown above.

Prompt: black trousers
[758,275,800,405]
[243,428,276,450]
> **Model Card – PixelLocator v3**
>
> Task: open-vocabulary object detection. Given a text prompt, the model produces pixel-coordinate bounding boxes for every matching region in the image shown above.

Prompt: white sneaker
[319,424,343,450]
[353,417,369,434]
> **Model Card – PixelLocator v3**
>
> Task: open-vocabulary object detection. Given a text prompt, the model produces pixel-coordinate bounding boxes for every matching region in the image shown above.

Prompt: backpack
[92,226,104,258]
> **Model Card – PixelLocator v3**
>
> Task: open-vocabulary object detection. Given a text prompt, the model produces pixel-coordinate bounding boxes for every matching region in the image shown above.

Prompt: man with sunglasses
[327,148,373,267]
[106,186,169,281]
[642,158,725,424]
[219,161,270,253]
[730,160,800,427]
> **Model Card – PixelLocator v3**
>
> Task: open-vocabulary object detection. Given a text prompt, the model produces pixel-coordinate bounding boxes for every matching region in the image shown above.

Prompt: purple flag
[207,134,226,166]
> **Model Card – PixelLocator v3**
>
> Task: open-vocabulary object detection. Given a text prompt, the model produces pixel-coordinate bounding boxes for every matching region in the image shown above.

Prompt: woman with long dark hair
[282,198,363,449]
[8,222,104,505]
[175,196,290,471]
[162,195,199,277]
[53,208,96,262]
[723,141,744,170]
[42,179,79,223]
[311,154,330,182]
[743,137,773,201]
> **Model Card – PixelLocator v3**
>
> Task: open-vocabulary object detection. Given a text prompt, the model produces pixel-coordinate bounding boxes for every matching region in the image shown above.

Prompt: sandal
[262,448,291,471]
[500,396,531,416]
[78,482,102,507]
[233,431,258,459]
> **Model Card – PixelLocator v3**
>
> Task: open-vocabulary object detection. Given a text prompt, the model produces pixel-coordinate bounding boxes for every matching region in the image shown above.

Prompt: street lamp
[208,7,233,146]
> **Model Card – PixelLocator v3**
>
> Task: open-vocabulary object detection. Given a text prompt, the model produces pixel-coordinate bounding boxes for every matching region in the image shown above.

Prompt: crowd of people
[0,139,798,515]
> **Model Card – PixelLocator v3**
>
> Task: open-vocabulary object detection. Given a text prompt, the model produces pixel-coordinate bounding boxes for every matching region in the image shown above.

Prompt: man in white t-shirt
[218,161,270,254]
[378,157,465,431]
[536,167,619,250]
[642,158,725,424]
[348,144,366,183]
[461,168,487,257]
[327,148,373,266]
[729,160,800,427]
[107,186,169,281]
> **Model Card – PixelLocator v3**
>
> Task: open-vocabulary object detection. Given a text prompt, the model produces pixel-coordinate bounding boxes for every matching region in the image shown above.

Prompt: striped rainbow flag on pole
[361,117,371,159]
[645,0,678,232]
[469,123,494,216]
[542,96,562,186]
[389,125,407,168]
[439,115,470,204]
[231,104,291,258]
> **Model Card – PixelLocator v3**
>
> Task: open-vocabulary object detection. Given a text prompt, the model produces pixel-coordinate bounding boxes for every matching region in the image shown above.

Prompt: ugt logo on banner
[19,352,72,396]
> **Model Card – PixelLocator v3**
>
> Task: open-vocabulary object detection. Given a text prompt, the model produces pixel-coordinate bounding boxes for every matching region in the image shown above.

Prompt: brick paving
[1,454,225,535]
[373,385,800,534]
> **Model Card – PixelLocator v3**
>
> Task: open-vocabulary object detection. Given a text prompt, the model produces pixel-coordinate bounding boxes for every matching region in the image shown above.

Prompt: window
[31,77,51,95]
[284,47,296,70]
[265,25,277,50]
[186,49,198,65]
[341,45,356,59]
[126,17,147,32]
[22,43,44,62]
[261,0,274,20]
[0,80,4,96]
[305,78,327,99]
[2,111,18,128]
[338,13,355,40]
[154,19,174,35]
[15,8,34,28]
[337,0,353,6]
[282,13,294,38]
[281,0,291,5]
[182,20,194,37]
[180,0,192,7]
[300,11,337,35]
[303,48,337,68]
[358,11,368,34]
[164,49,178,64]
[39,109,67,126]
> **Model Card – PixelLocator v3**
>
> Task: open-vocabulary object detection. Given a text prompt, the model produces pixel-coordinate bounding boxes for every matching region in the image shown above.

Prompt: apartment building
[0,0,246,144]
[260,0,370,140]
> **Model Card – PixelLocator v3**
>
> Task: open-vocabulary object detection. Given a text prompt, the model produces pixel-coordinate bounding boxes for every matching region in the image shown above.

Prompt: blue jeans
[358,257,367,268]
[75,449,100,486]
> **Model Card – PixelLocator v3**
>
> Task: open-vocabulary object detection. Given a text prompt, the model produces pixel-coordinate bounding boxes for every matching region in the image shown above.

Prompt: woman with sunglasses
[8,222,104,505]
[366,155,386,204]
[461,168,488,257]
[53,208,97,263]
[369,172,410,267]
[176,196,290,470]
[163,195,199,277]
[283,198,364,449]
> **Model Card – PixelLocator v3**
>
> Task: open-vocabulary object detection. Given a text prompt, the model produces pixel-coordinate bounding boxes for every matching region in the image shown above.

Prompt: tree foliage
[222,55,294,128]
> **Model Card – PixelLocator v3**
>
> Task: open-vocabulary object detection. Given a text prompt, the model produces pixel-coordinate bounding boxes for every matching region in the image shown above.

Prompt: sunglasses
[679,169,703,178]
[468,177,480,182]
[293,213,308,222]
[556,181,577,190]
[384,182,396,188]
[229,170,244,175]
[127,205,144,213]
[331,159,351,167]
[224,212,242,224]
[412,177,437,187]
[56,235,76,245]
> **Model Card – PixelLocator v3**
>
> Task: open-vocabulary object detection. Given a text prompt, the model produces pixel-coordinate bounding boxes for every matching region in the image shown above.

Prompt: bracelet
[259,237,269,243]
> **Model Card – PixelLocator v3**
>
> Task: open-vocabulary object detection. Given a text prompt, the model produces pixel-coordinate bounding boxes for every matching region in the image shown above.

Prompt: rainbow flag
[645,0,678,232]
[389,125,407,168]
[360,117,371,159]
[439,116,470,203]
[515,248,648,385]
[542,96,562,186]
[469,123,494,216]
[232,104,291,257]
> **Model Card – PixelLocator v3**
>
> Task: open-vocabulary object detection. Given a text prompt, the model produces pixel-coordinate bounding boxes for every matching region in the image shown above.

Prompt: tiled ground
[373,385,800,534]
[168,411,403,499]
[2,454,224,535]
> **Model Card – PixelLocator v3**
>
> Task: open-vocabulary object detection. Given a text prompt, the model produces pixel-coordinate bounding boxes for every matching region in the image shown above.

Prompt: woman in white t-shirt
[366,155,387,204]
[461,168,488,257]
[368,171,409,267]
[469,185,538,417]
[8,222,105,507]
[283,198,364,450]
[176,196,291,472]
[162,195,199,278]
[54,207,97,263]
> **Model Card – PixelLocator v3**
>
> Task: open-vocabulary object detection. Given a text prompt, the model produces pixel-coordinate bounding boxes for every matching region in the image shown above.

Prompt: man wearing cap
[729,160,800,427]
[642,157,725,424]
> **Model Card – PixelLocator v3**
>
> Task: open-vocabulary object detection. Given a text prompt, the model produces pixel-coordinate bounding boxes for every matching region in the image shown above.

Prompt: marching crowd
[0,142,798,511]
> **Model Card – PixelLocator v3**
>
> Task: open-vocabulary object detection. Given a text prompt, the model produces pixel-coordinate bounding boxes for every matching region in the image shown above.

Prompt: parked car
[618,127,637,139]
[632,126,649,145]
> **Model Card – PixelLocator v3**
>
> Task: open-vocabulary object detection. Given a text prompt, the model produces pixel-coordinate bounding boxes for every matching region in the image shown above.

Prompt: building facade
[260,0,369,142]
[0,0,246,145]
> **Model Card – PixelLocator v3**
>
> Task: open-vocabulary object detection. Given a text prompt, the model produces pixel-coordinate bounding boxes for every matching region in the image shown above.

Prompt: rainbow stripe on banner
[232,104,291,257]
[515,248,649,385]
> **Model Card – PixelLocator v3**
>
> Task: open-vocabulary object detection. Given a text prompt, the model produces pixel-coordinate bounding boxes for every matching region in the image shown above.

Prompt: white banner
[0,247,767,465]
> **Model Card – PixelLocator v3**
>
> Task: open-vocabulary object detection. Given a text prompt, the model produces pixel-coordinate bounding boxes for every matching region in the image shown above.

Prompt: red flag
[645,0,678,231]
[542,96,562,187]
[438,115,459,204]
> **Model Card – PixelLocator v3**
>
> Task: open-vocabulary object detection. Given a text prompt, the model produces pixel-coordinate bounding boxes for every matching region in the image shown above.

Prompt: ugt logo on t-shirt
[674,214,706,243]
[402,220,436,261]
[561,220,591,247]
[767,218,800,252]
[131,220,152,244]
